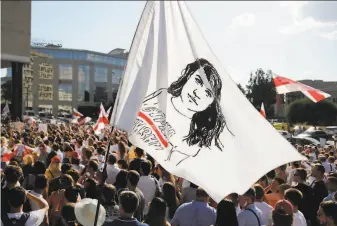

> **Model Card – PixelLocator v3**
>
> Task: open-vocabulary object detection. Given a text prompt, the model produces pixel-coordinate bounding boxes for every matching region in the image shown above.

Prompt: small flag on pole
[73,108,83,118]
[2,104,10,116]
[111,1,305,202]
[273,74,331,103]
[260,103,266,118]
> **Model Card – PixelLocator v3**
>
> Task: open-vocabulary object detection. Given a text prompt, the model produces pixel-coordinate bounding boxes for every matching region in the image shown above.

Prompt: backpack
[1,212,30,226]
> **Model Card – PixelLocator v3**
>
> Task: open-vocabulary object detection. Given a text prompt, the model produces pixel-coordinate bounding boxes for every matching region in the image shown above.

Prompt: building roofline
[31,46,128,59]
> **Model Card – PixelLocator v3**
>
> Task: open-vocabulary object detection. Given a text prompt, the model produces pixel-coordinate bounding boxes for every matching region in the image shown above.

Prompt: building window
[59,64,73,80]
[78,65,90,102]
[112,69,123,84]
[39,62,53,79]
[38,105,52,117]
[39,84,53,100]
[94,67,108,102]
[58,105,72,117]
[59,82,72,101]
[23,65,34,107]
[94,67,108,82]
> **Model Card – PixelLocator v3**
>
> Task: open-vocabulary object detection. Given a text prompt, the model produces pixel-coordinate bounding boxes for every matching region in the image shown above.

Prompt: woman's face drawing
[181,68,214,113]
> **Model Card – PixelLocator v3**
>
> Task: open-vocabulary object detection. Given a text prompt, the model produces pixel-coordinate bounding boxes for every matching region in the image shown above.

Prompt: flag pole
[93,3,150,224]
[93,125,115,226]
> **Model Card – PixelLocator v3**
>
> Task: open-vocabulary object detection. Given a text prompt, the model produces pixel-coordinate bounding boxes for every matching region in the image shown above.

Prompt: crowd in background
[1,122,337,226]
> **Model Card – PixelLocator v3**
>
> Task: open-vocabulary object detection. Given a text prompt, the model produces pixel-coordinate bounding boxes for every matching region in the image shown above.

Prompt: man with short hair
[292,168,315,223]
[237,187,263,226]
[106,154,120,185]
[128,148,145,174]
[253,184,272,226]
[311,164,328,215]
[1,186,49,226]
[28,174,48,211]
[107,191,148,226]
[1,165,23,214]
[323,177,337,201]
[284,188,307,226]
[171,187,216,226]
[317,201,337,226]
[127,170,145,222]
[138,160,161,215]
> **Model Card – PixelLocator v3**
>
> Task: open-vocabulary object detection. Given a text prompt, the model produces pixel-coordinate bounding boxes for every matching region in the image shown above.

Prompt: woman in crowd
[114,169,128,192]
[45,156,62,182]
[22,154,35,178]
[84,178,98,199]
[22,160,46,190]
[118,141,127,161]
[144,197,171,226]
[55,203,79,226]
[158,164,175,188]
[271,200,294,226]
[162,182,179,222]
[265,177,285,207]
[215,199,238,226]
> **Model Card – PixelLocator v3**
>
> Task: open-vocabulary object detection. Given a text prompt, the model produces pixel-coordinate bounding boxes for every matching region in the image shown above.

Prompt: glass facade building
[18,47,128,117]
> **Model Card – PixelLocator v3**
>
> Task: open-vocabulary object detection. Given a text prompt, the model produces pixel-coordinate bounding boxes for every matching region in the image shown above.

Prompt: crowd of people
[1,122,337,226]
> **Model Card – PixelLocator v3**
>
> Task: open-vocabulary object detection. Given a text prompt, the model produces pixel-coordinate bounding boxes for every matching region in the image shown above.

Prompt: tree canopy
[287,98,337,126]
[246,69,276,117]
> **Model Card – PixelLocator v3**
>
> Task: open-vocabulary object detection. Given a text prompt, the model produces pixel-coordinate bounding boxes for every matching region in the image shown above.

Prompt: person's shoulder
[138,222,149,226]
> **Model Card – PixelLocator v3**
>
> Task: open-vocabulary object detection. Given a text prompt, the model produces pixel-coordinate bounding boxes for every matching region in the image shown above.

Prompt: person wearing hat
[272,199,294,226]
[237,187,263,226]
[74,198,106,226]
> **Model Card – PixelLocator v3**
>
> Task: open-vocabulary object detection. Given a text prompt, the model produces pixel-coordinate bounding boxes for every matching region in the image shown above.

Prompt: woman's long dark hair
[162,182,178,219]
[216,200,238,226]
[144,197,167,226]
[167,58,233,151]
[118,142,126,160]
[114,169,128,191]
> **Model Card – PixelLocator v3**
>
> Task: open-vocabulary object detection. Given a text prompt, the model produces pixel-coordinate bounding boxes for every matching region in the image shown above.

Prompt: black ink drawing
[139,58,234,165]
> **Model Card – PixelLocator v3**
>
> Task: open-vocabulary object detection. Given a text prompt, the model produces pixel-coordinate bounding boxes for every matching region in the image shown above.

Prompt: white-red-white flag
[111,1,305,202]
[71,116,92,125]
[273,74,331,103]
[94,106,110,135]
[23,116,36,125]
[260,103,266,118]
[73,108,83,118]
[105,107,112,119]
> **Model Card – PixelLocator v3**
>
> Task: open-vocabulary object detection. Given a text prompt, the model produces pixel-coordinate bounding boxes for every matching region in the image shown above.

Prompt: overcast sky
[2,1,337,86]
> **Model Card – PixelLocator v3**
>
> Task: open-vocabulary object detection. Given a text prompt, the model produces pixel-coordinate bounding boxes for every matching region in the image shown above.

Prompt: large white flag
[111,1,305,202]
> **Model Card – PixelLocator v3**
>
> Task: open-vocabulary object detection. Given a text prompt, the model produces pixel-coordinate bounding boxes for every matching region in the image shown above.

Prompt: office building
[6,46,128,117]
[1,1,32,119]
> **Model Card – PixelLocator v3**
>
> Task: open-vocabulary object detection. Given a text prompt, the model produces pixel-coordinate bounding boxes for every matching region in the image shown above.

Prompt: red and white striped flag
[260,103,266,118]
[105,106,112,119]
[94,106,110,135]
[73,108,83,118]
[23,116,36,125]
[71,116,91,125]
[99,103,106,116]
[273,74,331,103]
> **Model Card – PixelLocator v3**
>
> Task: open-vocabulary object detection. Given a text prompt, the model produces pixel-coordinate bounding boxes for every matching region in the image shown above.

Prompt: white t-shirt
[28,191,45,211]
[109,144,119,153]
[293,211,307,226]
[2,209,47,226]
[138,175,159,215]
[254,201,273,226]
[106,164,121,185]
